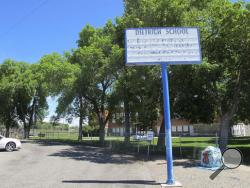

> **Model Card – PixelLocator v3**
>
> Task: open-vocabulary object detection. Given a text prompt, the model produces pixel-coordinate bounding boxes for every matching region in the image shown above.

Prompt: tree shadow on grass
[62,180,159,185]
[229,138,250,145]
[175,139,215,144]
[235,147,250,165]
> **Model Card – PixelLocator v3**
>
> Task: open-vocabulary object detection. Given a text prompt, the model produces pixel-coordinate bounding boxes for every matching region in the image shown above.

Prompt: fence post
[179,135,183,159]
[193,136,197,159]
[147,143,150,159]
[215,132,218,147]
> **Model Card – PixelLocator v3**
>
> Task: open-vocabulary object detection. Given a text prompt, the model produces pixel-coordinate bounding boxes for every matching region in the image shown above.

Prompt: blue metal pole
[161,63,174,185]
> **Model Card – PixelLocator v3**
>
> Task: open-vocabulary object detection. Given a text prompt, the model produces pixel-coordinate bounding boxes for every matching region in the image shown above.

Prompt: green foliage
[0,60,49,137]
[73,23,123,140]
[114,66,162,127]
[182,0,250,120]
[0,60,21,130]
[77,24,96,47]
[74,22,123,112]
[39,52,80,95]
[170,62,220,123]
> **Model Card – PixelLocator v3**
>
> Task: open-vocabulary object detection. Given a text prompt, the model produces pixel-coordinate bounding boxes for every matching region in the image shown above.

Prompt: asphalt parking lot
[0,140,249,188]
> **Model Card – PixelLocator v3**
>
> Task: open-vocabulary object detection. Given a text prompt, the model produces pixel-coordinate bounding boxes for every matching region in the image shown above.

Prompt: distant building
[105,122,132,136]
[105,110,220,137]
[153,117,193,136]
[105,111,193,136]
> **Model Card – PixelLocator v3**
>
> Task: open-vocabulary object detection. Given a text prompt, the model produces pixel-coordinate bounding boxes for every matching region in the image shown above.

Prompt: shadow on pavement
[62,180,159,185]
[20,140,35,144]
[31,139,79,146]
[48,144,140,164]
[173,159,199,168]
[156,159,199,168]
[29,139,154,164]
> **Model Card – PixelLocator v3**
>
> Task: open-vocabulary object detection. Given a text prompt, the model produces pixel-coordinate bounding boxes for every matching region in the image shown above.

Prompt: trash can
[201,146,222,168]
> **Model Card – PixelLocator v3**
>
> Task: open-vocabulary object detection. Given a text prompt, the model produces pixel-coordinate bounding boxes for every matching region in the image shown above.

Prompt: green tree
[170,63,219,123]
[38,53,81,139]
[0,60,20,137]
[114,66,161,127]
[13,62,48,138]
[72,22,123,145]
[0,60,48,138]
[183,0,250,150]
[25,63,48,137]
[56,90,89,141]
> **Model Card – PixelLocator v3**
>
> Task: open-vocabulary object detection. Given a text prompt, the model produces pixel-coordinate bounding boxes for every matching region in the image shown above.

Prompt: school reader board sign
[125,27,201,65]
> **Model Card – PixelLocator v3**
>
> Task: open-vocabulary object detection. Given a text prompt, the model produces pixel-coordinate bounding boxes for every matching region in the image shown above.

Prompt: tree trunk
[78,116,83,141]
[24,127,30,139]
[124,97,130,144]
[23,120,30,139]
[219,98,239,152]
[27,96,37,138]
[157,116,165,147]
[98,116,105,146]
[27,119,33,138]
[219,68,241,152]
[78,97,83,141]
[28,97,36,135]
[218,98,240,151]
[219,113,231,152]
[5,125,10,138]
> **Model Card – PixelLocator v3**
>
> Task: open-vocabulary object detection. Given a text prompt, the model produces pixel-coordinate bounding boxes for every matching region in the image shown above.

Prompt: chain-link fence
[0,128,79,140]
[1,128,248,164]
[105,133,248,164]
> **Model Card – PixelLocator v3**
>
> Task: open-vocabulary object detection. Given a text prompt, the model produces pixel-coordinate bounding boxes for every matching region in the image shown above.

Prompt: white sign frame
[125,27,202,66]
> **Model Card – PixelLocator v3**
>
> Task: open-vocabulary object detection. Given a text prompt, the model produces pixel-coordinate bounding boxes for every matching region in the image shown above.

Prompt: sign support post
[125,27,201,187]
[161,63,174,184]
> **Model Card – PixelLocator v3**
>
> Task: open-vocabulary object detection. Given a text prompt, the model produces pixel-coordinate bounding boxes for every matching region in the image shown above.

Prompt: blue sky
[0,0,123,64]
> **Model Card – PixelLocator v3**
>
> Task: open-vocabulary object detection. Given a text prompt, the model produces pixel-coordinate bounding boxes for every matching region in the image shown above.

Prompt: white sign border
[125,27,202,66]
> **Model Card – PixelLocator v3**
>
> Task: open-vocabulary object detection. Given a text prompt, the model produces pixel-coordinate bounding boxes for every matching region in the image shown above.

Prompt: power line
[0,0,49,38]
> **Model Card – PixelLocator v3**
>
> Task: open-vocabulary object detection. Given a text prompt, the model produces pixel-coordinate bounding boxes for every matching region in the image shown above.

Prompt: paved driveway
[0,140,249,188]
